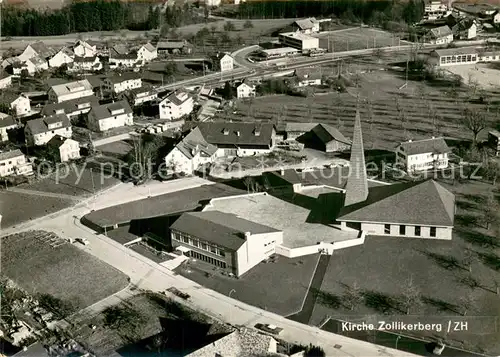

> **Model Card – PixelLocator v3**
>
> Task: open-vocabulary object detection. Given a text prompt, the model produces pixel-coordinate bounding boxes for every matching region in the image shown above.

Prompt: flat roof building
[278,32,319,52]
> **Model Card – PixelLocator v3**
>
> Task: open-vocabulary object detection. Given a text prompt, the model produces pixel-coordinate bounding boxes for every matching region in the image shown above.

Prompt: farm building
[336,108,455,240]
[284,122,318,140]
[261,47,299,59]
[292,69,322,87]
[452,2,497,17]
[157,40,192,55]
[307,124,351,153]
[395,137,450,173]
[278,32,319,52]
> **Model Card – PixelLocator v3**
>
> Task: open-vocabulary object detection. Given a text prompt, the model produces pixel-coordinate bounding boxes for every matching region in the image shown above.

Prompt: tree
[223,21,236,32]
[222,81,236,100]
[220,32,232,47]
[351,72,362,88]
[243,176,254,193]
[343,281,363,311]
[243,20,254,30]
[401,276,422,315]
[459,291,477,316]
[235,34,244,45]
[463,244,478,273]
[210,24,217,37]
[461,107,487,146]
[304,344,326,357]
[37,293,75,320]
[484,159,500,185]
[482,191,499,230]
[103,305,147,338]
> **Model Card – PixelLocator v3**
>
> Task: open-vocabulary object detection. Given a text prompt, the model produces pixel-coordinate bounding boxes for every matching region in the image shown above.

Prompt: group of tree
[1,0,202,36]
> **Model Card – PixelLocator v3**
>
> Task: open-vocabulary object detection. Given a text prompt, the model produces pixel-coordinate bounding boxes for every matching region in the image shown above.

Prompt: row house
[0,149,33,177]
[41,95,99,119]
[87,100,133,132]
[46,135,81,162]
[159,92,193,120]
[0,113,17,142]
[25,113,72,146]
[48,79,94,103]
[68,56,102,72]
[395,137,451,173]
[10,94,31,117]
[104,72,142,94]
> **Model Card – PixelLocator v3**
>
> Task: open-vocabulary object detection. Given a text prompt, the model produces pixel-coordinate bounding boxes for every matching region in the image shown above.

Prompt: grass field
[1,230,129,313]
[315,27,409,53]
[176,253,321,316]
[309,180,500,355]
[0,191,74,229]
[215,70,499,150]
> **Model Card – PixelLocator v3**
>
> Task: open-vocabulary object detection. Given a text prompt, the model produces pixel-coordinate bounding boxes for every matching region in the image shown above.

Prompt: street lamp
[395,335,401,350]
[229,289,236,298]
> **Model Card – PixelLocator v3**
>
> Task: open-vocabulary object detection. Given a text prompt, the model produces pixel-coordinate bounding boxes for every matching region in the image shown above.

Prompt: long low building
[261,47,300,59]
[278,32,319,52]
[432,47,500,67]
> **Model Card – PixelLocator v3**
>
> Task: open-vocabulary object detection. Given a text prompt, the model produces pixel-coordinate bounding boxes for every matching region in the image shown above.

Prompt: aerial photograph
[0,0,499,356]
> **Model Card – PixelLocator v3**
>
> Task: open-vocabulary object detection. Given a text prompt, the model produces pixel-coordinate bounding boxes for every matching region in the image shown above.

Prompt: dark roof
[106,72,141,84]
[86,75,105,89]
[13,343,49,357]
[176,127,217,159]
[170,210,280,251]
[264,169,303,186]
[0,149,24,161]
[73,56,98,63]
[90,100,132,121]
[197,122,274,147]
[109,47,137,60]
[285,122,318,133]
[294,69,322,81]
[452,18,476,32]
[338,179,455,226]
[433,46,478,57]
[398,137,450,155]
[0,114,16,128]
[26,114,71,135]
[46,134,69,149]
[28,41,55,59]
[429,25,453,38]
[41,95,99,116]
[157,40,189,49]
[311,124,350,145]
[163,92,189,106]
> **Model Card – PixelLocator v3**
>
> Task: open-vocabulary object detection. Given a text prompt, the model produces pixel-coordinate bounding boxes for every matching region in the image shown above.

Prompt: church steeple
[344,99,368,206]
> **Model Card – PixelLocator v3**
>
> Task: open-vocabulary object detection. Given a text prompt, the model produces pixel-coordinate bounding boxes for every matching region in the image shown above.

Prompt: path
[6,187,84,202]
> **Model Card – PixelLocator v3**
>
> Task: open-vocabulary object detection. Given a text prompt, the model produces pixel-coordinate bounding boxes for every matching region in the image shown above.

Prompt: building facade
[0,114,17,142]
[395,137,450,173]
[25,114,72,146]
[0,150,33,177]
[87,100,133,132]
[69,56,102,72]
[73,40,97,58]
[10,95,31,117]
[159,92,194,120]
[432,47,478,66]
[137,43,158,63]
[48,80,94,103]
[236,83,256,98]
[278,32,320,52]
[41,95,98,119]
[104,73,142,94]
[427,25,454,44]
[48,48,75,68]
[47,136,81,162]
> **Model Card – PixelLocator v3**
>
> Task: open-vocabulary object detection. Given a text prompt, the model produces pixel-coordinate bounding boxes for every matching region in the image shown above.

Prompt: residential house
[452,18,477,39]
[125,88,158,106]
[395,137,450,173]
[488,130,500,156]
[68,56,102,72]
[197,122,276,157]
[164,127,217,175]
[292,17,320,34]
[73,40,97,58]
[19,56,48,75]
[0,71,12,89]
[0,149,33,177]
[423,0,450,20]
[0,113,17,142]
[87,100,133,132]
[25,113,72,146]
[236,82,256,98]
[292,69,322,87]
[1,57,18,69]
[426,25,454,44]
[48,47,75,68]
[156,40,192,56]
[104,72,142,94]
[170,211,283,277]
[186,328,278,356]
[10,95,31,117]
[18,41,56,63]
[211,53,234,72]
[336,108,455,240]
[109,45,139,69]
[48,79,94,103]
[46,135,81,162]
[159,92,194,120]
[137,43,158,63]
[493,11,500,24]
[41,95,99,119]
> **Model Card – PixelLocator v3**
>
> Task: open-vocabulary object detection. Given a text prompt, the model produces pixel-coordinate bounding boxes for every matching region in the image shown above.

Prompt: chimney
[432,136,435,139]
[408,139,412,143]
[223,128,229,135]
[236,131,240,137]
[280,168,285,176]
[254,127,261,136]
[244,232,251,239]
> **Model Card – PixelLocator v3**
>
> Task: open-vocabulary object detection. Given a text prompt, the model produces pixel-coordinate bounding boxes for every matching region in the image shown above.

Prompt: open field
[309,180,500,355]
[1,230,129,313]
[176,253,321,316]
[18,166,121,198]
[315,27,410,52]
[0,191,74,228]
[215,70,499,150]
[445,63,500,90]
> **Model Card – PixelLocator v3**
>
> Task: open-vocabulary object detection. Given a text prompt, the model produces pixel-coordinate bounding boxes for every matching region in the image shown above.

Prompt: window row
[172,232,225,257]
[384,224,437,237]
[190,251,227,268]
[440,55,476,64]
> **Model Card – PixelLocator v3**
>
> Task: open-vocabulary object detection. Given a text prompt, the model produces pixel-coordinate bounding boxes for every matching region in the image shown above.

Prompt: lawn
[175,253,321,316]
[0,230,129,313]
[309,179,500,355]
[18,165,121,198]
[215,69,498,150]
[0,191,74,229]
[97,140,133,158]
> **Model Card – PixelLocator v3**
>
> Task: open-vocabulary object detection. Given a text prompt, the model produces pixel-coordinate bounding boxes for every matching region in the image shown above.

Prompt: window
[201,242,208,250]
[219,250,225,257]
[399,225,406,235]
[210,245,217,254]
[415,226,421,236]
[384,224,390,234]
[430,227,437,237]
[182,236,189,243]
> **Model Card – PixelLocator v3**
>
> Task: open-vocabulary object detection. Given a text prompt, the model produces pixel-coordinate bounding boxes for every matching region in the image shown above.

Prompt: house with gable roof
[395,137,451,173]
[292,17,320,34]
[452,18,478,39]
[159,92,194,120]
[73,40,97,58]
[46,135,81,162]
[426,25,454,44]
[10,94,31,117]
[48,47,75,68]
[104,72,142,94]
[69,56,102,72]
[48,79,94,103]
[109,45,139,69]
[0,113,18,142]
[87,100,133,132]
[18,41,56,63]
[25,113,72,146]
[137,43,158,63]
[0,149,33,177]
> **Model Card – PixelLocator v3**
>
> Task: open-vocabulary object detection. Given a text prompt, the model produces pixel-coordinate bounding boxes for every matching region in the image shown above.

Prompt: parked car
[255,323,283,335]
[75,238,90,246]
[433,342,445,355]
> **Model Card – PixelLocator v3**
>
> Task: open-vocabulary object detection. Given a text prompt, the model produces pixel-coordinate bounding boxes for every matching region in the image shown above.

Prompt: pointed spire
[344,103,368,206]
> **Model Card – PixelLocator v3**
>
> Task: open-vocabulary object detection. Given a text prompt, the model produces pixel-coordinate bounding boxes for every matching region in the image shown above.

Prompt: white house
[14,56,48,76]
[47,135,81,162]
[48,47,75,68]
[0,149,34,177]
[10,95,31,117]
[170,211,283,277]
[236,82,256,98]
[423,0,449,20]
[0,72,12,89]
[164,127,217,175]
[126,89,158,106]
[292,18,320,34]
[48,79,94,103]
[427,25,454,44]
[69,56,102,72]
[87,100,133,132]
[73,40,97,58]
[25,114,72,146]
[432,47,478,66]
[293,69,322,87]
[395,137,451,173]
[159,92,194,120]
[41,95,99,119]
[104,72,142,94]
[278,32,320,52]
[137,43,158,63]
[212,53,234,72]
[109,45,139,69]
[493,11,500,24]
[0,113,17,142]
[18,41,55,63]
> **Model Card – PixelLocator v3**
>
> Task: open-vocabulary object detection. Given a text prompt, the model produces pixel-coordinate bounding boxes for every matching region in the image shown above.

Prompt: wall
[57,89,94,103]
[32,126,72,146]
[275,234,365,258]
[95,113,133,132]
[236,231,283,276]
[360,222,453,240]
